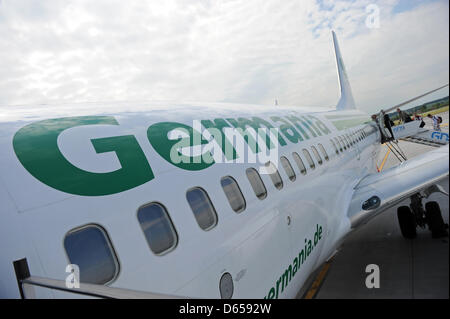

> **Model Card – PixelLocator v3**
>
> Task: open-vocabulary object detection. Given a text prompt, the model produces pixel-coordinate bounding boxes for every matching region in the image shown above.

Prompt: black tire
[425,201,448,238]
[397,206,417,239]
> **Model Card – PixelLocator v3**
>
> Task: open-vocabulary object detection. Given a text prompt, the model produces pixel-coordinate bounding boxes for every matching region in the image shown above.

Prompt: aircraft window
[343,135,350,148]
[265,162,283,190]
[186,188,218,231]
[137,202,178,255]
[64,224,119,284]
[346,134,353,146]
[280,156,296,182]
[318,144,329,161]
[330,139,339,155]
[246,168,267,200]
[334,137,343,152]
[292,152,307,175]
[311,146,323,165]
[302,149,316,170]
[339,136,347,150]
[221,176,246,213]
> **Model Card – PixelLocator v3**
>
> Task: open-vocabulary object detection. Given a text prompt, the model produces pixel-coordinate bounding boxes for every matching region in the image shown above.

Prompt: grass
[418,105,449,117]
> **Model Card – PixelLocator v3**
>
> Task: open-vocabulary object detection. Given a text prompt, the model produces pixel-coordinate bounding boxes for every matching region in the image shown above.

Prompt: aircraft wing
[347,145,449,228]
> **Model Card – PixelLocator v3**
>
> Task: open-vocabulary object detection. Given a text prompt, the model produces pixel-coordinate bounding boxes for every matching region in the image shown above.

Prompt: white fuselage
[0,102,381,298]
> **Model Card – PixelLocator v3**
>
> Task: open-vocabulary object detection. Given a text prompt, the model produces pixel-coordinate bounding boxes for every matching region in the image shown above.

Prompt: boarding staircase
[385,140,407,163]
[401,130,449,147]
[378,116,449,163]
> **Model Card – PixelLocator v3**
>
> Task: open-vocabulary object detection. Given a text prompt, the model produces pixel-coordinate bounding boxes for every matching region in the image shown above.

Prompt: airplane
[0,31,448,299]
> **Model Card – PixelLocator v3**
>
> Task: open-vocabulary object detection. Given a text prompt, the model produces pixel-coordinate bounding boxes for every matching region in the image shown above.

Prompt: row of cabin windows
[63,131,367,285]
[245,142,335,200]
[330,129,367,155]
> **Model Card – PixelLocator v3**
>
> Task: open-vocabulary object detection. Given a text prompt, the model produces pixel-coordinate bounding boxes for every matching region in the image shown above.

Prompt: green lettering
[309,115,331,134]
[307,240,312,256]
[285,115,310,140]
[276,277,282,299]
[268,287,276,299]
[226,117,284,153]
[13,116,154,196]
[201,118,238,160]
[147,122,214,171]
[281,265,292,292]
[293,257,299,276]
[270,116,304,143]
[299,249,305,265]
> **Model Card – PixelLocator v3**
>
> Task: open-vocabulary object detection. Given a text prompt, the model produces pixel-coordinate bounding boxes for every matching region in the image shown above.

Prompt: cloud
[0,0,448,113]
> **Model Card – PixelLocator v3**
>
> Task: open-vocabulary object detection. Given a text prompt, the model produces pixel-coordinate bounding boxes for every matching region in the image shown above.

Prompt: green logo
[13,116,154,196]
[13,114,333,196]
[147,122,215,171]
[265,224,323,299]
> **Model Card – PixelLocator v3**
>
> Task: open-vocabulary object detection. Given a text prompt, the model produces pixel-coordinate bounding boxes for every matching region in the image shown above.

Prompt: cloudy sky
[0,0,448,113]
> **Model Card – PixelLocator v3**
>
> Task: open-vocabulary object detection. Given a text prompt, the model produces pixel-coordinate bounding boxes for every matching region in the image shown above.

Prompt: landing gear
[397,206,416,239]
[397,193,448,239]
[425,201,449,238]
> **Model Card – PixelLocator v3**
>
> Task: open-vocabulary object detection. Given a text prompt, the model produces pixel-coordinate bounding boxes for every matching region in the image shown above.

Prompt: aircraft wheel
[397,206,417,239]
[425,201,449,238]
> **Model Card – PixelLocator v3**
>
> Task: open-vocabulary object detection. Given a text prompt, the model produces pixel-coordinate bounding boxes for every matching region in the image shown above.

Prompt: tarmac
[307,112,449,299]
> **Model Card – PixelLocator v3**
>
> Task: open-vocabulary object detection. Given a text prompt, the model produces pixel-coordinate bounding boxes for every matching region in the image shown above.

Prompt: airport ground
[302,111,449,299]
